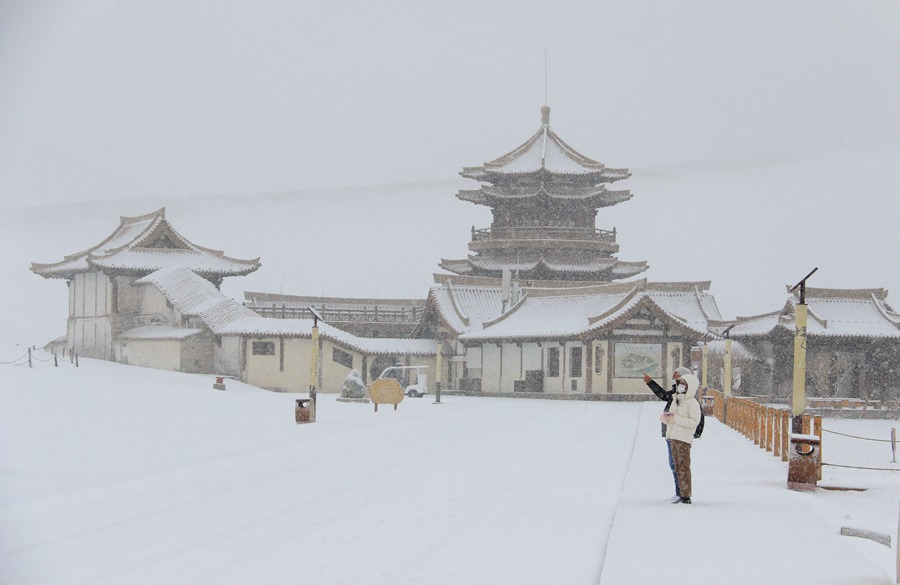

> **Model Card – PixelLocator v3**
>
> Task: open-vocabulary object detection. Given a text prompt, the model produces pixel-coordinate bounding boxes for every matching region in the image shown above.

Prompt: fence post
[755,403,766,449]
[781,410,789,462]
[891,428,896,464]
[813,415,823,480]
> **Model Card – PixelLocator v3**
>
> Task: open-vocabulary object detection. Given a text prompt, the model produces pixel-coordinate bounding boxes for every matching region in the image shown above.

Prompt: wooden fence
[705,389,823,478]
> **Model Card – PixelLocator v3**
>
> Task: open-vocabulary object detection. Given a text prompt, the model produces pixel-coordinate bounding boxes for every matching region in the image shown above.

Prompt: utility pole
[789,268,818,433]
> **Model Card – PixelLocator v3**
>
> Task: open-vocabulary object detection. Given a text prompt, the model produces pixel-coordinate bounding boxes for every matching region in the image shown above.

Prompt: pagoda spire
[441,108,648,283]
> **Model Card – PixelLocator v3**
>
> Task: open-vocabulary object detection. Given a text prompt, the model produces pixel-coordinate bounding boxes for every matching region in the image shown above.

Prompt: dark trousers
[670,439,693,498]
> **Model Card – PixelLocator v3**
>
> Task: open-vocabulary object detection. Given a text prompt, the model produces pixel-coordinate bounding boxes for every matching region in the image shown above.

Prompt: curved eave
[459,121,630,180]
[441,256,649,280]
[86,251,261,277]
[439,258,475,276]
[31,258,89,279]
[461,167,630,183]
[457,189,489,205]
[610,262,650,278]
[30,209,168,278]
[475,188,632,208]
[79,208,167,257]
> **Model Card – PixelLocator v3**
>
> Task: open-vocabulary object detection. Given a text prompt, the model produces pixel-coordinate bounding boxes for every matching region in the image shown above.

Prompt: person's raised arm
[643,373,672,401]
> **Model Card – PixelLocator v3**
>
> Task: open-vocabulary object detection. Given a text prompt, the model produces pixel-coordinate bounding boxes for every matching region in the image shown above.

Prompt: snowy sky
[1,1,899,347]
[1,1,898,204]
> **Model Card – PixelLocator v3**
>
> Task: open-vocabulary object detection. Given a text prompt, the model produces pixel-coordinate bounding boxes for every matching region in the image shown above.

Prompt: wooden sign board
[368,378,404,412]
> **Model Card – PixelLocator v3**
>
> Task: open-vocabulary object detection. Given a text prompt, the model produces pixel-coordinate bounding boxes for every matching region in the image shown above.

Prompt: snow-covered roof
[136,267,434,355]
[440,255,648,280]
[31,208,260,279]
[460,107,630,181]
[728,287,900,339]
[134,267,258,332]
[216,317,435,356]
[704,339,757,361]
[425,278,721,341]
[119,325,204,340]
[457,184,633,208]
[425,282,506,334]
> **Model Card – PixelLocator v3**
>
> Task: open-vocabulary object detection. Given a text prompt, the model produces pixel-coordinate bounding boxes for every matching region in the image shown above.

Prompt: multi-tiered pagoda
[440,106,647,282]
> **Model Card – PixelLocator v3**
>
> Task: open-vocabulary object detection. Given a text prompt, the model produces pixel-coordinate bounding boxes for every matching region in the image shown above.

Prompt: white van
[376,365,429,398]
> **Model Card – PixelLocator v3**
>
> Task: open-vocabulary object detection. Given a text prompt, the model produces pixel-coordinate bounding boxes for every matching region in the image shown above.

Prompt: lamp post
[434,341,443,404]
[701,343,709,389]
[723,335,733,397]
[307,306,324,423]
[789,268,818,433]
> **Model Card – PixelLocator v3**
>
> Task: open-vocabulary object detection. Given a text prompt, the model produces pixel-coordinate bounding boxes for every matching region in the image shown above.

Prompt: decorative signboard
[614,342,662,378]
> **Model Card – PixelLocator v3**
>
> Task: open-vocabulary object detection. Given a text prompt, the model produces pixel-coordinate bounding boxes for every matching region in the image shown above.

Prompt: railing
[705,389,823,473]
[470,226,616,243]
[248,304,424,323]
[807,397,882,410]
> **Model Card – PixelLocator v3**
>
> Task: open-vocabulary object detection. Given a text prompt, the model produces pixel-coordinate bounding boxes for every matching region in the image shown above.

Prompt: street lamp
[789,268,818,433]
[307,306,325,422]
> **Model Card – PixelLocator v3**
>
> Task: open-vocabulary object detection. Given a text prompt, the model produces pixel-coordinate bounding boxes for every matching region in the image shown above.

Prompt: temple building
[440,106,647,282]
[713,287,900,404]
[415,275,722,395]
[31,208,260,361]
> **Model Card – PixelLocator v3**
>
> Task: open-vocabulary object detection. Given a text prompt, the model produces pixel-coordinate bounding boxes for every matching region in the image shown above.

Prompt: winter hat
[674,366,691,377]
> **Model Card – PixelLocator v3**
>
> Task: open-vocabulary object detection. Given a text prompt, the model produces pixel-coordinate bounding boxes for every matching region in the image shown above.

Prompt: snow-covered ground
[1,353,897,584]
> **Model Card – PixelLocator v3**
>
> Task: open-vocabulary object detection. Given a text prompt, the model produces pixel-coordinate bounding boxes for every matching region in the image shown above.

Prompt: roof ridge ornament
[541,105,550,127]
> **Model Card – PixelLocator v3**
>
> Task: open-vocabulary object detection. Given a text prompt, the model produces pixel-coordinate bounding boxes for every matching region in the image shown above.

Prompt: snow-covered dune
[2,147,898,351]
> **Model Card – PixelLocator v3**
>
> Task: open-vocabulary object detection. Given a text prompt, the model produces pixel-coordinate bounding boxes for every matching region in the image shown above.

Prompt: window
[547,347,560,378]
[332,347,353,369]
[570,347,583,378]
[252,341,275,356]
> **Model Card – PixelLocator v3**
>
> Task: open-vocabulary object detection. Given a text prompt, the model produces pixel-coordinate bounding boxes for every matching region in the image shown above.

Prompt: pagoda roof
[31,208,260,279]
[457,184,632,207]
[439,254,648,280]
[460,106,630,181]
[722,286,900,339]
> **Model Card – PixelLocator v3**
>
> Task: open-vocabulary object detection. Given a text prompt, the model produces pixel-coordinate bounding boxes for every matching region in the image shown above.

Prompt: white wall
[125,339,182,371]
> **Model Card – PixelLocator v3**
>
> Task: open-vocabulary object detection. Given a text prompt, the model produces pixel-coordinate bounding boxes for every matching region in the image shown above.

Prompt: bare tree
[806,351,854,398]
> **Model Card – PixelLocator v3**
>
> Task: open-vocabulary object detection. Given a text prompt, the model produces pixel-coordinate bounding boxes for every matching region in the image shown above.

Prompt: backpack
[694,398,705,439]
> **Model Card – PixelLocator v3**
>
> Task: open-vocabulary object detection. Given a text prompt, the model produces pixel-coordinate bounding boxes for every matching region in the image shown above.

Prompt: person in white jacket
[660,373,702,504]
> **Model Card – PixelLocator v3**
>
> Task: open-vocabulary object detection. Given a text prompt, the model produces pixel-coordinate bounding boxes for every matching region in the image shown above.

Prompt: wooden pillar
[781,410,790,462]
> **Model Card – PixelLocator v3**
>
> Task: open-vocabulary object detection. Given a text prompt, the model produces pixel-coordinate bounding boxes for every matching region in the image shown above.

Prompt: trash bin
[295,398,312,424]
[787,434,820,491]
